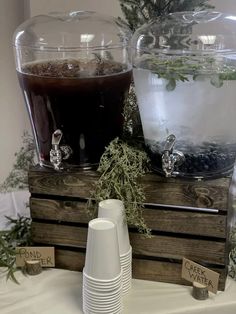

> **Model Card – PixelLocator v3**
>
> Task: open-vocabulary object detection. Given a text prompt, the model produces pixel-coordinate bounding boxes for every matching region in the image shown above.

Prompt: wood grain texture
[32,222,88,248]
[28,166,231,210]
[130,233,226,265]
[30,197,227,238]
[132,258,227,291]
[55,249,85,271]
[31,222,226,265]
[53,248,227,291]
[30,198,89,224]
[29,167,96,198]
[141,174,230,210]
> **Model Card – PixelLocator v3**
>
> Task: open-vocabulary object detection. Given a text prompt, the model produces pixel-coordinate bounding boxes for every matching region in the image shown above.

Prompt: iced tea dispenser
[13,11,132,170]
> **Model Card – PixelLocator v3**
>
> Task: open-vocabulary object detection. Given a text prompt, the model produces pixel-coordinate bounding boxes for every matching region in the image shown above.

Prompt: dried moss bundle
[87,138,151,236]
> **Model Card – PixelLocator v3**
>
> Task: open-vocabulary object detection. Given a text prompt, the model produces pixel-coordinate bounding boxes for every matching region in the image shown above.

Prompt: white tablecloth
[1,268,236,314]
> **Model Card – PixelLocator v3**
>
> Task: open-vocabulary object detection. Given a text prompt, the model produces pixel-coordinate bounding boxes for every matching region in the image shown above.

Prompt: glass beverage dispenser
[132,11,236,179]
[13,11,132,170]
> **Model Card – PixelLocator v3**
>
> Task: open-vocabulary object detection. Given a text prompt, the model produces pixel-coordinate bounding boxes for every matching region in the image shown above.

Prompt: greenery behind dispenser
[119,0,213,31]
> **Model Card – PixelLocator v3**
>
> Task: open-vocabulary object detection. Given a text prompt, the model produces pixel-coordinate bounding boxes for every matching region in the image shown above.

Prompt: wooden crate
[28,165,231,290]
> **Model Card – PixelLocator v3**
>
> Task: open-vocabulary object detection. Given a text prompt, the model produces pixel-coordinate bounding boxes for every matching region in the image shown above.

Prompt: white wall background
[29,0,236,16]
[210,0,236,13]
[1,0,236,185]
[0,0,30,185]
[30,0,122,17]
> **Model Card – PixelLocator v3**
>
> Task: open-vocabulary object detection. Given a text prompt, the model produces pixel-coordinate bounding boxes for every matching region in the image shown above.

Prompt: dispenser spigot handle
[50,129,63,170]
[162,134,185,177]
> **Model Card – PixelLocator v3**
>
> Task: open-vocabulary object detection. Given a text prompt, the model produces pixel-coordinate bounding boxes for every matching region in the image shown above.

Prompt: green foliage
[123,84,143,140]
[229,226,236,280]
[0,132,35,192]
[0,215,32,283]
[144,56,236,91]
[119,0,213,31]
[87,138,151,236]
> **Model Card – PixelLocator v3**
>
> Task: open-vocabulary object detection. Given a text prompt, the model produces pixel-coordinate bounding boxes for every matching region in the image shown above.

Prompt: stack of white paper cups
[83,218,122,314]
[98,199,132,295]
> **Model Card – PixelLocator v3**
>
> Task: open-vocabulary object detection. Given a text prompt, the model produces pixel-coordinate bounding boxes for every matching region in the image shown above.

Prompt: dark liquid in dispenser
[17,59,132,168]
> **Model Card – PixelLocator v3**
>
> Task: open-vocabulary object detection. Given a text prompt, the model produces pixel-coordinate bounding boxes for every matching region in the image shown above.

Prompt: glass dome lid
[13,11,131,51]
[131,11,236,54]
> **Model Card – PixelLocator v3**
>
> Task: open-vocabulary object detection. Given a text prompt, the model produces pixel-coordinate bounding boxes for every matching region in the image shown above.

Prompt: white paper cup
[83,279,122,292]
[120,256,132,264]
[83,288,122,303]
[83,269,122,285]
[83,285,122,313]
[83,303,122,314]
[83,291,122,304]
[98,199,130,255]
[120,245,132,258]
[84,218,121,280]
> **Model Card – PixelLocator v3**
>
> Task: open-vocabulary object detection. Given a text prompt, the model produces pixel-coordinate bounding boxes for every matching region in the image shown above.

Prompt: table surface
[1,268,236,314]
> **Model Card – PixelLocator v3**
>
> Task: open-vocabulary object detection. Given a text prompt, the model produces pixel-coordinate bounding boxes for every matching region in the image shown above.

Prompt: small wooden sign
[16,247,55,267]
[181,258,219,294]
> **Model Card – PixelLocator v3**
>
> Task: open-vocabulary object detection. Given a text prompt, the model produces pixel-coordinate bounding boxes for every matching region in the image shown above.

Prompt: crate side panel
[30,198,226,238]
[31,222,226,265]
[28,167,230,210]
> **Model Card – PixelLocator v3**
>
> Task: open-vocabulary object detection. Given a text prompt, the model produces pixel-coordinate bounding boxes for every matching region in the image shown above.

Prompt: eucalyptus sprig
[87,137,151,236]
[0,215,32,283]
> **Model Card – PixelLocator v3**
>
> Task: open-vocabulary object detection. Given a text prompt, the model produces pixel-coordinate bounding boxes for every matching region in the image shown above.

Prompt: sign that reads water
[181,258,219,294]
[16,247,55,267]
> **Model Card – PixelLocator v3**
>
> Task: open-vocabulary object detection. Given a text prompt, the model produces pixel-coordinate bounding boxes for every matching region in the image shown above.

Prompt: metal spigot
[50,129,73,171]
[50,130,63,170]
[162,134,185,177]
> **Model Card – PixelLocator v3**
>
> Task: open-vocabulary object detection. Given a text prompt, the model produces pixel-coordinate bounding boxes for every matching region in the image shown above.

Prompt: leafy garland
[0,131,36,192]
[0,132,34,282]
[229,226,236,280]
[0,216,32,283]
[87,137,151,236]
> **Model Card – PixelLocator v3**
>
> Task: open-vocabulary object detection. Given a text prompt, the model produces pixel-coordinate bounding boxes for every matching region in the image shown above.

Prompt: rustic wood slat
[136,208,226,238]
[30,197,227,238]
[32,222,88,248]
[31,222,226,265]
[132,258,227,291]
[142,174,230,210]
[30,198,89,224]
[130,233,226,265]
[54,248,227,291]
[28,166,230,210]
[55,249,85,272]
[29,167,96,198]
